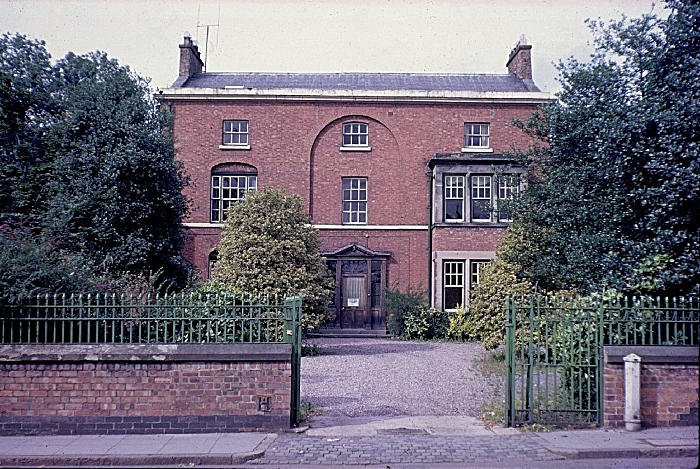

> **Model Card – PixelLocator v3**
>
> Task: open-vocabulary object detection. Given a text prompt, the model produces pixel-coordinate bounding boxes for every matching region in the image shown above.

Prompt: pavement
[0,416,697,468]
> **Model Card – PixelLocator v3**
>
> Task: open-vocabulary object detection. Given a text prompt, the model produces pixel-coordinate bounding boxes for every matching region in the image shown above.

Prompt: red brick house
[158,35,550,330]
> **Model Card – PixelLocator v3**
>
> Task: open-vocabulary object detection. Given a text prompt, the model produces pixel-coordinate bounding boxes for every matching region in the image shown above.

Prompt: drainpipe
[426,168,434,307]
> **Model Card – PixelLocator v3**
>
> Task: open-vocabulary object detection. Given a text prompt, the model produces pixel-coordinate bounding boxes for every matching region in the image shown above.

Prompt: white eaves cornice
[157,87,551,104]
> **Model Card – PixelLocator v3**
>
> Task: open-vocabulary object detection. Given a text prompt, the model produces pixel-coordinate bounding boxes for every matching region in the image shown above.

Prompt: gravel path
[300,338,504,418]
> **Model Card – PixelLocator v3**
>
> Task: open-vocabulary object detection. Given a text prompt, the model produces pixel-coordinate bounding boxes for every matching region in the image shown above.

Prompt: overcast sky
[2,0,660,93]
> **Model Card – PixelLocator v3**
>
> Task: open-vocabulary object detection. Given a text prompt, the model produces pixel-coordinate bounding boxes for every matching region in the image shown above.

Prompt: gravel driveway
[301,338,504,418]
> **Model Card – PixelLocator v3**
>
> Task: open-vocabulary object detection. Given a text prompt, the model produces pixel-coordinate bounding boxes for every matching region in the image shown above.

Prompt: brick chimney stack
[179,34,203,78]
[506,35,539,91]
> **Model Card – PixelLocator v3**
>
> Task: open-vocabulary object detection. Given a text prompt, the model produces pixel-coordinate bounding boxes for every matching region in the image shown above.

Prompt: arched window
[210,163,257,222]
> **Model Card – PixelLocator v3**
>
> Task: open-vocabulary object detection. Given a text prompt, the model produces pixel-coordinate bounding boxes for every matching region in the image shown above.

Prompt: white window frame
[443,260,465,311]
[462,123,491,152]
[342,177,368,224]
[341,122,371,151]
[471,175,493,222]
[440,172,519,224]
[497,174,519,222]
[470,260,491,289]
[210,174,257,222]
[220,120,250,150]
[433,251,495,311]
[444,175,465,222]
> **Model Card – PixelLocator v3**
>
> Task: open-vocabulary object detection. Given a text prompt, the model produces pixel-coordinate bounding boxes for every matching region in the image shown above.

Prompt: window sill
[219,144,251,150]
[340,146,372,152]
[460,147,493,153]
[434,221,510,228]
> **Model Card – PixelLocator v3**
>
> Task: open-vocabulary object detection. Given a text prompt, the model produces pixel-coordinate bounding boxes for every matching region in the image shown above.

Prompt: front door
[324,244,390,330]
[341,274,368,328]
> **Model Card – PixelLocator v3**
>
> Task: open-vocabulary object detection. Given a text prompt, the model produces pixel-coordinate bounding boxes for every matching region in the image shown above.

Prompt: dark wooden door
[341,274,369,328]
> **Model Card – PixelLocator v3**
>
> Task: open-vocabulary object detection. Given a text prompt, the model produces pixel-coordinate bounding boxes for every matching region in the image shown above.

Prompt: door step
[309,328,390,339]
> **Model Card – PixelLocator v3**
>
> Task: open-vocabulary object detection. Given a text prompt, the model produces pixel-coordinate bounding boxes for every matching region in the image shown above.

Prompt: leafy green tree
[212,187,335,331]
[0,223,95,302]
[0,35,191,291]
[0,33,57,221]
[504,0,700,296]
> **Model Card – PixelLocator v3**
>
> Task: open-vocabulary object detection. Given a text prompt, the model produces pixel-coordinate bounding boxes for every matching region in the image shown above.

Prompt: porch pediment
[322,243,391,258]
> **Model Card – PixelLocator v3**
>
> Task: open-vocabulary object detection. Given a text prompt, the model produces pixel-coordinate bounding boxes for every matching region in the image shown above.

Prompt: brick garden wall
[603,346,699,429]
[0,343,292,435]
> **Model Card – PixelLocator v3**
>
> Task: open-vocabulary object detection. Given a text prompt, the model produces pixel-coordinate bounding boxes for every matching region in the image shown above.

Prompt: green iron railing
[505,295,699,427]
[0,292,304,426]
[0,292,301,344]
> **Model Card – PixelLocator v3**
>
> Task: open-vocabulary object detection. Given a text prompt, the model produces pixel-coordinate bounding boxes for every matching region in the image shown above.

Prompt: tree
[503,0,700,297]
[0,223,95,303]
[42,51,190,288]
[212,188,335,331]
[0,33,57,221]
[0,34,191,291]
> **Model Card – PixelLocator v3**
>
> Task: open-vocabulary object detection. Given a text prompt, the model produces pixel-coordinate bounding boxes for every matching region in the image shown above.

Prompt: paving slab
[534,426,699,459]
[305,415,521,436]
[0,432,274,467]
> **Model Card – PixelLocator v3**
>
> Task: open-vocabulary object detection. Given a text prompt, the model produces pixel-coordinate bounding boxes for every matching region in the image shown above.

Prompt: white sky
[2,0,659,93]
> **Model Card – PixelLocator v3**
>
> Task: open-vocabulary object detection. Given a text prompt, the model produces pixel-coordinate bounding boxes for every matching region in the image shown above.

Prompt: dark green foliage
[505,1,700,297]
[0,33,57,220]
[385,287,446,340]
[0,223,95,302]
[385,287,425,337]
[0,34,191,294]
[212,187,335,332]
[43,51,190,288]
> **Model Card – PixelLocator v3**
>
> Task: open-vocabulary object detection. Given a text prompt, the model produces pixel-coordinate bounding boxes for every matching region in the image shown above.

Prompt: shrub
[385,287,447,340]
[468,258,533,349]
[385,287,425,337]
[403,307,448,340]
[212,188,335,332]
[446,306,473,341]
[0,223,97,303]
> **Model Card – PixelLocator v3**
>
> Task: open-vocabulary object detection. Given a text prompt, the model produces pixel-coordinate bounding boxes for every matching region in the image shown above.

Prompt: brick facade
[603,346,699,429]
[0,344,291,435]
[160,36,550,321]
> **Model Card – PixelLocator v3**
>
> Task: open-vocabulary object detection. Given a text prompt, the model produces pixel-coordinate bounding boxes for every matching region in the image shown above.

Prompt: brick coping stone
[604,345,698,364]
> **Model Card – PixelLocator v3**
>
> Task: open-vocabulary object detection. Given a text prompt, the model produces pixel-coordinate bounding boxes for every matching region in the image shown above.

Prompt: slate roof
[178,72,536,93]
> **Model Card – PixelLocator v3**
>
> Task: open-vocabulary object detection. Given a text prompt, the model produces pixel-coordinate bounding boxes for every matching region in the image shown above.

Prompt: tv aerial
[196,4,221,72]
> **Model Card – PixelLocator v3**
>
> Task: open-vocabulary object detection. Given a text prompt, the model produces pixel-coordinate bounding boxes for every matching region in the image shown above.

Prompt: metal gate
[283,295,303,427]
[505,295,699,427]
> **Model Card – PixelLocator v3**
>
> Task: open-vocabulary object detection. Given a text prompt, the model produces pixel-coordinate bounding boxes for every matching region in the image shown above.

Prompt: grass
[473,348,507,428]
[299,400,321,422]
[301,339,326,356]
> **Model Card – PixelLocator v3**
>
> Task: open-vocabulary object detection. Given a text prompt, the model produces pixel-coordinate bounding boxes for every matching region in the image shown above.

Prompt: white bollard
[623,353,642,431]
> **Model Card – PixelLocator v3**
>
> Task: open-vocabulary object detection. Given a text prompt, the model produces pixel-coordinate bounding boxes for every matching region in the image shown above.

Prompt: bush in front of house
[385,287,447,340]
[467,258,534,349]
[212,187,335,332]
